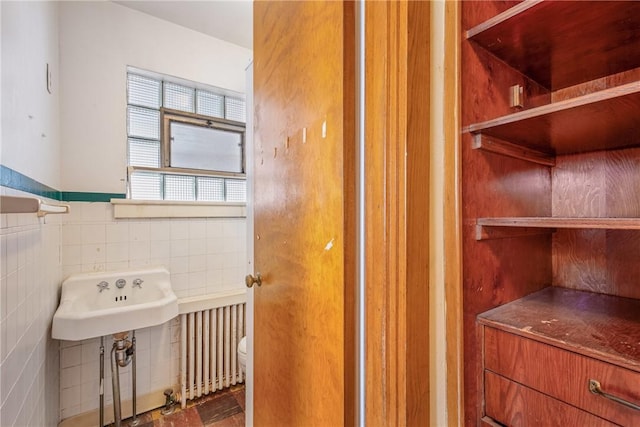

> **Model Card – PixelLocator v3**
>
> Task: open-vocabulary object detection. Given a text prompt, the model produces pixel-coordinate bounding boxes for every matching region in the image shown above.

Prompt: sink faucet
[97,281,110,292]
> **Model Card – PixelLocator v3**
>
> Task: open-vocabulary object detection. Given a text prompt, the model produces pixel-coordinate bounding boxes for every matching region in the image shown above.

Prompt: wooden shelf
[471,134,555,166]
[478,287,640,373]
[463,3,640,422]
[465,82,640,156]
[476,217,640,240]
[467,1,640,90]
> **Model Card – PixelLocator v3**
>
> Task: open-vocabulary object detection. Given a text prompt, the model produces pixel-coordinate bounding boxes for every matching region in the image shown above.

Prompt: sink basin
[52,266,178,341]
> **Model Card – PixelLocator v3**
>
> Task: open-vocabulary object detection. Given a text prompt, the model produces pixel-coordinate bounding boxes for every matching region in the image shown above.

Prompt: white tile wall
[0,190,63,427]
[61,203,247,298]
[58,319,181,418]
[0,196,247,424]
[58,202,247,420]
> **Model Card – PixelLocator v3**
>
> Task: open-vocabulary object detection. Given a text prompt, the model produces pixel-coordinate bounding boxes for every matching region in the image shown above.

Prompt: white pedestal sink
[52,266,178,427]
[52,265,178,341]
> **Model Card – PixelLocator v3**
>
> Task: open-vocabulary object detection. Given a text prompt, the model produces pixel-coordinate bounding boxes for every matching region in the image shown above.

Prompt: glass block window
[225,97,246,122]
[197,177,225,202]
[126,69,246,202]
[164,82,195,113]
[128,138,161,168]
[128,106,160,140]
[226,179,247,203]
[130,171,163,200]
[196,90,225,118]
[165,175,196,201]
[127,74,161,109]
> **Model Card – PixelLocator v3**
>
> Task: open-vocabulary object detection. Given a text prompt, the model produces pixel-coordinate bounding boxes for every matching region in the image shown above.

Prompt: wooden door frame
[442,2,462,426]
[362,2,409,424]
[361,2,462,426]
[250,1,462,424]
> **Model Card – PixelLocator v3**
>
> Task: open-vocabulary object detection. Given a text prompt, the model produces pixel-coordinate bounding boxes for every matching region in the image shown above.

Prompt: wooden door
[252,2,355,425]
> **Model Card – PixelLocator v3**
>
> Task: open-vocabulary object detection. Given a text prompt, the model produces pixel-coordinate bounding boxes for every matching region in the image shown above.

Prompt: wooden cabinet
[480,288,640,426]
[461,2,640,425]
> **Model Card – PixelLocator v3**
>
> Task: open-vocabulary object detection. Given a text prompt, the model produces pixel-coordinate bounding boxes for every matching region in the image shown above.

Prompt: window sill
[110,199,246,219]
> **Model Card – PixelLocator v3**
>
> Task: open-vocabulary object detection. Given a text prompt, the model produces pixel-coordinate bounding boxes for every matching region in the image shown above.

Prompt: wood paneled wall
[461,2,640,425]
[461,2,553,424]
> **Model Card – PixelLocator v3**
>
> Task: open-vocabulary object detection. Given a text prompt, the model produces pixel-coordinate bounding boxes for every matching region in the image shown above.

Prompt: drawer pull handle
[588,379,640,412]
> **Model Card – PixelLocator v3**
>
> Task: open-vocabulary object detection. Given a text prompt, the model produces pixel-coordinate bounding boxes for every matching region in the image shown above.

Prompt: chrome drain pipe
[110,344,122,427]
[131,331,138,426]
[110,332,137,427]
[99,337,104,427]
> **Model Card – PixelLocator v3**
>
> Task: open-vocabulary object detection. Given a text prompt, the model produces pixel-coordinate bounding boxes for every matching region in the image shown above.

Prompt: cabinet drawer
[485,327,640,426]
[485,371,615,427]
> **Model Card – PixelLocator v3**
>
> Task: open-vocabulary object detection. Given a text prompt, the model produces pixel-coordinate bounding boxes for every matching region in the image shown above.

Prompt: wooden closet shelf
[467,1,640,90]
[478,287,640,373]
[465,82,640,155]
[476,217,640,240]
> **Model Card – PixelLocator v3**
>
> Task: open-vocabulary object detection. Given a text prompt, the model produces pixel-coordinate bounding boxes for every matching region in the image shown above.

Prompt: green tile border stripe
[0,164,61,200]
[1,164,126,202]
[61,192,125,202]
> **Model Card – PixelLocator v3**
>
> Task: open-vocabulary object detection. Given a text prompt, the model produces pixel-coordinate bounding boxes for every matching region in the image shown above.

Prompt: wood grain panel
[253,2,353,425]
[466,82,640,154]
[463,2,640,426]
[364,2,432,425]
[552,148,640,298]
[443,2,463,425]
[606,148,640,218]
[553,68,640,102]
[607,231,640,300]
[484,372,616,427]
[553,152,607,217]
[553,230,640,300]
[479,288,640,373]
[553,147,640,219]
[342,3,356,425]
[461,2,553,423]
[462,1,521,36]
[461,132,552,423]
[467,2,640,90]
[406,1,430,425]
[484,327,640,426]
[552,229,607,294]
[479,217,640,230]
[480,417,503,427]
[363,2,393,424]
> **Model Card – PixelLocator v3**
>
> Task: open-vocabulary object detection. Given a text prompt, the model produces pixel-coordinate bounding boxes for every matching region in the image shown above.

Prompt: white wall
[1,0,61,188]
[59,1,252,194]
[55,2,251,421]
[2,1,251,424]
[1,2,62,426]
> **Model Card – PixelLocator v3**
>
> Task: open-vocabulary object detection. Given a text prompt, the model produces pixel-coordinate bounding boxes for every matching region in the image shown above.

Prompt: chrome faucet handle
[97,281,110,292]
[133,278,143,288]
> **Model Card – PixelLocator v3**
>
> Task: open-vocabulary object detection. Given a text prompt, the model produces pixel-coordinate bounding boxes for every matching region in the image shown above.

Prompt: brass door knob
[245,273,262,288]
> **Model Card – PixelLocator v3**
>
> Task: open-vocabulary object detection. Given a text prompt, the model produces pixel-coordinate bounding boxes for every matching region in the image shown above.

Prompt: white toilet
[238,336,247,375]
